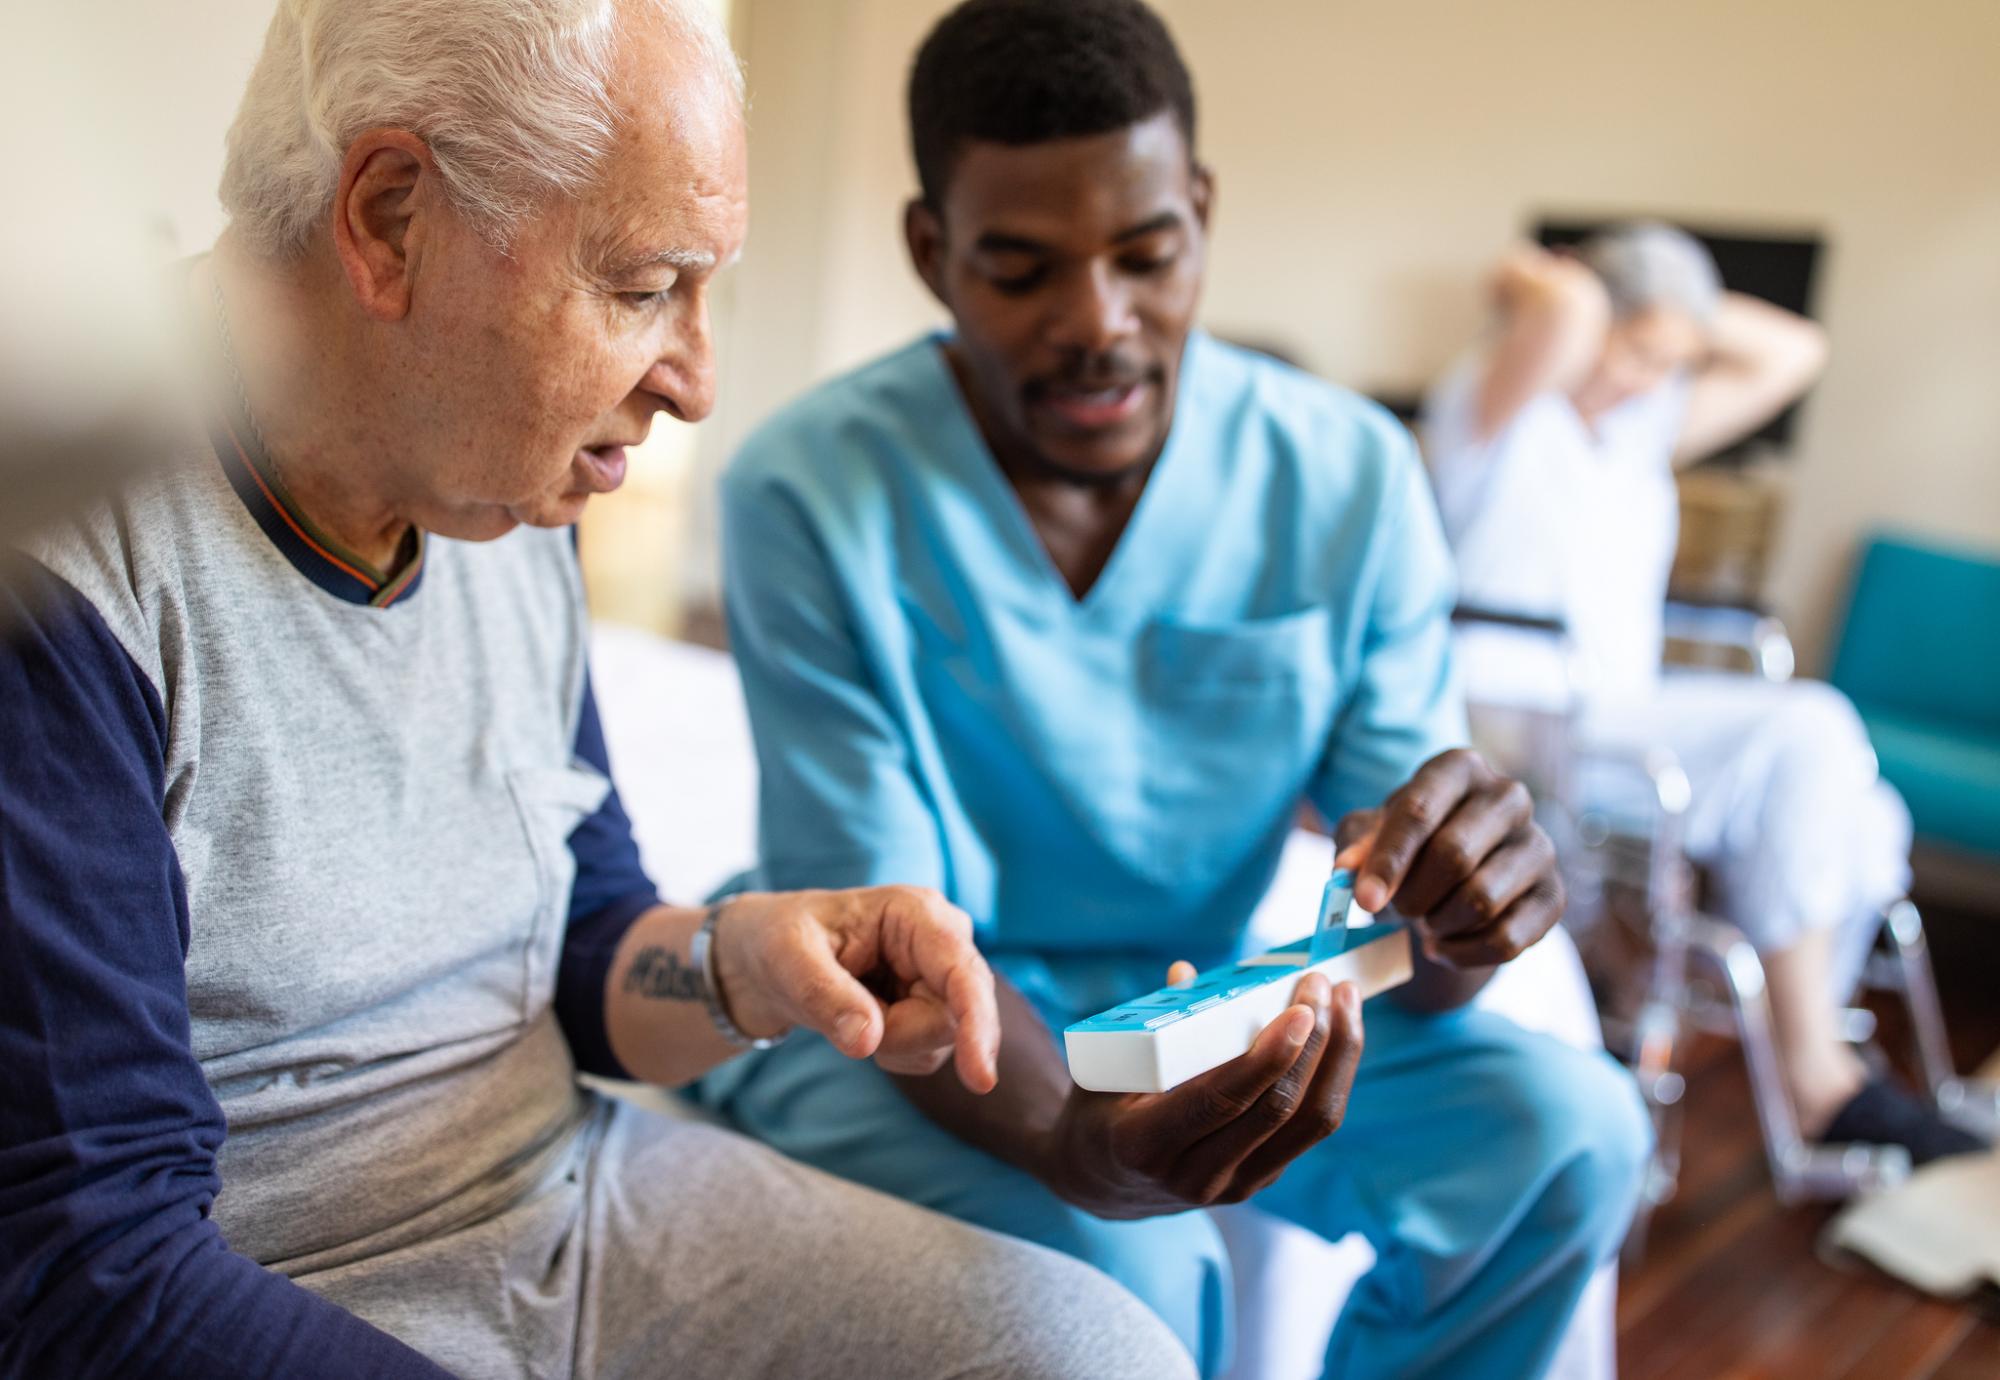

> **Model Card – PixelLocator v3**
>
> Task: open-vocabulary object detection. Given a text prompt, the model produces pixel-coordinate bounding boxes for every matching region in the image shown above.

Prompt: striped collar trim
[208,403,427,610]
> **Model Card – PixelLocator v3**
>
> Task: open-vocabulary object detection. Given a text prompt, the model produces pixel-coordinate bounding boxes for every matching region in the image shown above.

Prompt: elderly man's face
[395,24,747,539]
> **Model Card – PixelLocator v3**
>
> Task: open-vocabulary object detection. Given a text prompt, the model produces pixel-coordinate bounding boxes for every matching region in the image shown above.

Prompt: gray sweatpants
[293,1095,1193,1379]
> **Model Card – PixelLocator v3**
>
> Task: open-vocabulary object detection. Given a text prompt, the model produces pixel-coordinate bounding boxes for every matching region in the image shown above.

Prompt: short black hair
[908,0,1197,209]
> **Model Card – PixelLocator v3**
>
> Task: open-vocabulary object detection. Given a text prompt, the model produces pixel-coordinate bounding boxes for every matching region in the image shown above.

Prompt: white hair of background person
[221,0,742,261]
[1577,221,1724,329]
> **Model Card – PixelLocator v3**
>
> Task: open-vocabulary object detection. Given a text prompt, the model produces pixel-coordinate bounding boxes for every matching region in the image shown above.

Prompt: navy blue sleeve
[0,558,452,1380]
[554,668,662,1080]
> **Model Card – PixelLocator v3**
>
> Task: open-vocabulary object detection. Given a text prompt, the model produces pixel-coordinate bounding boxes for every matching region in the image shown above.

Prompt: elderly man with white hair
[0,2,1196,1377]
[1422,224,1988,1169]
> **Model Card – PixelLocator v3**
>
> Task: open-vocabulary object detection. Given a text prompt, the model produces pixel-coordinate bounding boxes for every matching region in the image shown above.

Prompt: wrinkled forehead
[939,111,1197,247]
[570,30,747,265]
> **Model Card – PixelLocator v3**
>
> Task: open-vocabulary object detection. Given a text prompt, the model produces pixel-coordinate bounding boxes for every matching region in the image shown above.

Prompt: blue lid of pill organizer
[1065,929,1383,1035]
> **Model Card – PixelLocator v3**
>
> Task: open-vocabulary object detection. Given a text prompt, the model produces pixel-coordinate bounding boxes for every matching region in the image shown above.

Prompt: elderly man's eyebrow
[604,246,719,277]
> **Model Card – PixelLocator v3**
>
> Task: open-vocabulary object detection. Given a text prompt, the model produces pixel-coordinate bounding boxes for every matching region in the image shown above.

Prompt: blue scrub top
[721,331,1466,1024]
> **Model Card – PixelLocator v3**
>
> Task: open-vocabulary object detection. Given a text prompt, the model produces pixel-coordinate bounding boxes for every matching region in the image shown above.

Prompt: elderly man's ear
[332,129,435,323]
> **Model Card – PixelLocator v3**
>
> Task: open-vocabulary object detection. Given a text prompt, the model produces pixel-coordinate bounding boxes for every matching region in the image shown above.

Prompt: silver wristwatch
[690,903,783,1050]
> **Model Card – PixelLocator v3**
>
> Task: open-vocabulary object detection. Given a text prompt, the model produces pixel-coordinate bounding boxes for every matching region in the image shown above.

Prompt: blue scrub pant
[693,999,1651,1379]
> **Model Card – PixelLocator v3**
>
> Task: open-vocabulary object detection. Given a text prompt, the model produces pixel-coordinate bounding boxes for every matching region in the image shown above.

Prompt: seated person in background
[0,1,1198,1376]
[698,2,1653,1375]
[1421,226,1988,1165]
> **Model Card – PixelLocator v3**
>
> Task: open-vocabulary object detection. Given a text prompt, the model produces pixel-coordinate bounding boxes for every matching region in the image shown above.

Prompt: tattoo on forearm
[623,945,703,1001]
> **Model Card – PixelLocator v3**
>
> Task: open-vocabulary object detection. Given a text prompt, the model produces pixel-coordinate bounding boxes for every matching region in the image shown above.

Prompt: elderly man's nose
[646,326,718,423]
[669,359,717,424]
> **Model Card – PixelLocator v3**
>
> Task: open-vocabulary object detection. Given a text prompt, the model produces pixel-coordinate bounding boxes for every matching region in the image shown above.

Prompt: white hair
[1579,221,1723,328]
[220,0,740,260]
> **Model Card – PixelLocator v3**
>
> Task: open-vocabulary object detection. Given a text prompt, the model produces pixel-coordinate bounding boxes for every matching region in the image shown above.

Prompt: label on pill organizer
[1066,931,1372,1036]
[1064,925,1412,1093]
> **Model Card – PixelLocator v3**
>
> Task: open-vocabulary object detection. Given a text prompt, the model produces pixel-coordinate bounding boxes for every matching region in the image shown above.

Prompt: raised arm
[1673,291,1829,464]
[1469,246,1613,443]
[0,560,450,1380]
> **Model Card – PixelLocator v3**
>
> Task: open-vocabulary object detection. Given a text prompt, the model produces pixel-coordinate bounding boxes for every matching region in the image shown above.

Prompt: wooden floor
[1616,902,2000,1380]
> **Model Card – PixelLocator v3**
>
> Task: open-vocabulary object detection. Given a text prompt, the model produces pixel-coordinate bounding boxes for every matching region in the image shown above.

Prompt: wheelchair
[1451,597,2000,1250]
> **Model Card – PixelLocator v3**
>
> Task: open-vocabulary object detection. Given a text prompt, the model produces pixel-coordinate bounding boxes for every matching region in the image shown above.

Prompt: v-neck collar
[211,406,427,609]
[197,258,426,610]
[918,331,1203,620]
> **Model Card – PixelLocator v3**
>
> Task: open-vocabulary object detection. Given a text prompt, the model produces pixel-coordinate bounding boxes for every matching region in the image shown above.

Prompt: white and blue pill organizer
[1063,873,1413,1094]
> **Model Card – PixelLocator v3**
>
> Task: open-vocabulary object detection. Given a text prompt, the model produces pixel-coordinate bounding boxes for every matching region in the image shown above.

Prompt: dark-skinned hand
[1335,747,1564,969]
[1042,969,1363,1220]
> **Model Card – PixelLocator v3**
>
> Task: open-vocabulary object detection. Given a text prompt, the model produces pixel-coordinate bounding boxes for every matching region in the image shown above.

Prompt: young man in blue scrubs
[699,1,1652,1374]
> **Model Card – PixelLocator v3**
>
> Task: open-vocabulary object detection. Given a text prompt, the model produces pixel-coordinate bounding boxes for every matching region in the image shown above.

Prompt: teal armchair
[1828,533,2000,862]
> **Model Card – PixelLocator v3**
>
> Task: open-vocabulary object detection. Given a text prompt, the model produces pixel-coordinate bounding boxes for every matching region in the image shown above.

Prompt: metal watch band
[692,903,783,1050]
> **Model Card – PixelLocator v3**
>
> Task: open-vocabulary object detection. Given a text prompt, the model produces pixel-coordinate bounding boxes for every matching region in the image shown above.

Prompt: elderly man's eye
[621,288,673,310]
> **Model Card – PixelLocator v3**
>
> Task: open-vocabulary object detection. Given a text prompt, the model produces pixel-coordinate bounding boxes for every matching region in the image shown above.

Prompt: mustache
[1023,355,1159,400]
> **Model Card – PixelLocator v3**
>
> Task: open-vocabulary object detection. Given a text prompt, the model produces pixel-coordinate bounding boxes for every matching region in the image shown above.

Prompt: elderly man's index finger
[944,958,999,1093]
[894,890,999,1094]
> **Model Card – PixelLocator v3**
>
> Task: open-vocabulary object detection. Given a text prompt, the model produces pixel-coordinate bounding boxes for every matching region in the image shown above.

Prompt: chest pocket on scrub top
[505,762,614,1019]
[1129,607,1339,880]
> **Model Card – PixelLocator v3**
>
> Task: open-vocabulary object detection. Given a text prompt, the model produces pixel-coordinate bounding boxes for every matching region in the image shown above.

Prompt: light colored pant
[698,1000,1652,1380]
[1584,672,1913,995]
[293,1094,1192,1379]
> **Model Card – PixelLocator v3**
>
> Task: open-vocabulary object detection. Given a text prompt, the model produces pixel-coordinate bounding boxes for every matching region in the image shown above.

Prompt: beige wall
[78,0,2000,660]
[82,1,275,256]
[720,0,2000,668]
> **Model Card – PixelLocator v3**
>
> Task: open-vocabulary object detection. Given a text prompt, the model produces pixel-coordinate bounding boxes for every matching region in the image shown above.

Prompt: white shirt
[1421,351,1689,705]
